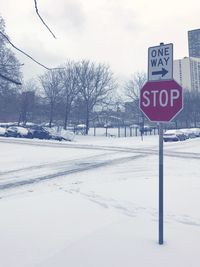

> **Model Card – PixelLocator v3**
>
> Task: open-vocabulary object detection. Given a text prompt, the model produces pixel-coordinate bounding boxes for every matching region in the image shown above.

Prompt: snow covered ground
[0,135,199,267]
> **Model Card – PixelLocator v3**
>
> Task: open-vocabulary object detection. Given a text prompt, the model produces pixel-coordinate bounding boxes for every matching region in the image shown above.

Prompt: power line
[34,0,56,39]
[0,30,57,70]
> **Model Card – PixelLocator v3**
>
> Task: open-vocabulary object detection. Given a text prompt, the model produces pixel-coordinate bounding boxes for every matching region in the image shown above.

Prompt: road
[0,136,200,267]
[0,137,199,191]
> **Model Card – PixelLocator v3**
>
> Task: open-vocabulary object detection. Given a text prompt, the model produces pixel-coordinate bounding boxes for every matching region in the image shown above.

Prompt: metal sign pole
[159,122,164,244]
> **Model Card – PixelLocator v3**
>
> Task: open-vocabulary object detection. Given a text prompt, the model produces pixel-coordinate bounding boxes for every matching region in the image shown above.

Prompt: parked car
[180,129,196,139]
[60,129,75,141]
[190,128,200,137]
[5,126,31,138]
[163,129,186,142]
[45,127,75,141]
[48,133,62,141]
[0,127,6,136]
[26,125,51,139]
[46,128,63,141]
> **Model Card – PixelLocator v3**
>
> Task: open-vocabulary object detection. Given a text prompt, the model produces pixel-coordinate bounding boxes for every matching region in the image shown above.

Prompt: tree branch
[0,63,24,71]
[0,72,21,85]
[34,0,56,39]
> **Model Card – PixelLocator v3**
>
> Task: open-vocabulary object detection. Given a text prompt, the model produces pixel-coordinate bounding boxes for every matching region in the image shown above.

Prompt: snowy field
[0,135,200,267]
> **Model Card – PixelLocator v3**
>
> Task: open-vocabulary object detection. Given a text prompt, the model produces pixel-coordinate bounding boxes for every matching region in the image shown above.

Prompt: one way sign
[148,43,173,81]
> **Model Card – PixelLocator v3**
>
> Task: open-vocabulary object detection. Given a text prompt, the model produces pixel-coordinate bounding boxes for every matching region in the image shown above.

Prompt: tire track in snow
[1,137,200,159]
[0,153,147,191]
[0,152,117,176]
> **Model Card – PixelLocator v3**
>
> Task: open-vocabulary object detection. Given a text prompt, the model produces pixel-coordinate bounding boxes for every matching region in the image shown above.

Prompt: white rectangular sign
[148,43,173,81]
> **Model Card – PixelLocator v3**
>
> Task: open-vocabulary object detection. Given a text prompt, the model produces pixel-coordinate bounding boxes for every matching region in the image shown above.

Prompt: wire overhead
[0,31,56,70]
[34,0,56,39]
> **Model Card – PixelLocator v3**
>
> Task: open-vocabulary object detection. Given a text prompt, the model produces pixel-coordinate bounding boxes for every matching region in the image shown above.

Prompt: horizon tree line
[1,15,200,132]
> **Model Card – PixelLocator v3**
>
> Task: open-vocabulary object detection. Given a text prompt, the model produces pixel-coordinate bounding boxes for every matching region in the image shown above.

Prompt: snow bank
[0,135,199,267]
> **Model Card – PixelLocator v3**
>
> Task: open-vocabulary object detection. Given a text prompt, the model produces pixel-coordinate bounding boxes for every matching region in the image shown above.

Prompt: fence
[86,127,158,137]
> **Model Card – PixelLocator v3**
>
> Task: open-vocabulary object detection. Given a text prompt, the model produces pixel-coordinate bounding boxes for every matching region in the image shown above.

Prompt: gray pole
[159,122,164,244]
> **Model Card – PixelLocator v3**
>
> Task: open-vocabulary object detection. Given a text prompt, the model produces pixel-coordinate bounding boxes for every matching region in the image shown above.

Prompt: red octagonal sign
[140,79,183,122]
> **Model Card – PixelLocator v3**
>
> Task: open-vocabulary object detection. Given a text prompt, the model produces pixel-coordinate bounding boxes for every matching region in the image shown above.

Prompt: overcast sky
[1,0,200,82]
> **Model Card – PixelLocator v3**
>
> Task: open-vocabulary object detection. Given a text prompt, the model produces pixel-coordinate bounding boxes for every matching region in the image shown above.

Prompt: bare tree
[76,60,115,134]
[0,16,22,86]
[58,61,79,129]
[125,72,147,125]
[0,16,23,121]
[18,80,37,125]
[39,70,62,127]
[125,72,146,102]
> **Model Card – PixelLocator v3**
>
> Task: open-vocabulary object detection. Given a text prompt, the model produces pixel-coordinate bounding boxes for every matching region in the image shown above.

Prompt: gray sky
[1,0,200,82]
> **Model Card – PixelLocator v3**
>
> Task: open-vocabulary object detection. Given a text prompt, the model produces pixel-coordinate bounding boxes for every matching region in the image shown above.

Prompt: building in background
[188,29,200,58]
[173,29,200,92]
[174,57,200,92]
[174,57,191,90]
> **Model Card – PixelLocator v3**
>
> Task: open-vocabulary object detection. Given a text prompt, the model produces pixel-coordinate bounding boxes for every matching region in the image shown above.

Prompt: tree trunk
[18,112,22,126]
[49,102,54,128]
[194,113,197,127]
[64,105,69,130]
[85,106,90,135]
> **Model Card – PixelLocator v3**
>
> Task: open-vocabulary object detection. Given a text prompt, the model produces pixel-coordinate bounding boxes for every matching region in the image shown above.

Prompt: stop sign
[140,79,183,122]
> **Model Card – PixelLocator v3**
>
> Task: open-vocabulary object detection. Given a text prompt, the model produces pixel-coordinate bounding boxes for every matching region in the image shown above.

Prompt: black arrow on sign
[152,68,168,77]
